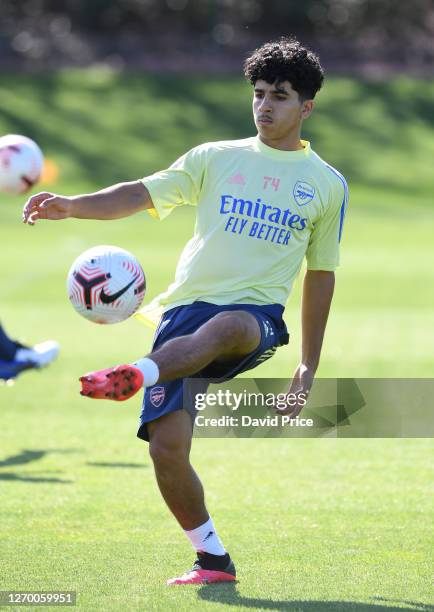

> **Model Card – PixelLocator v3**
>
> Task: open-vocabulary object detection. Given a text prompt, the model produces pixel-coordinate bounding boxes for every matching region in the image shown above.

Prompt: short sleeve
[141,145,207,220]
[305,171,348,271]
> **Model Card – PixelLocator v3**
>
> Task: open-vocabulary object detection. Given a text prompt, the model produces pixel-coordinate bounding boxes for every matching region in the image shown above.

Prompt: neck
[257,122,304,151]
[258,133,304,151]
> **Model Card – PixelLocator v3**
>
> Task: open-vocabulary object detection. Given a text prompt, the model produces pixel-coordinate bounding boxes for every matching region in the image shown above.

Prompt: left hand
[275,363,314,417]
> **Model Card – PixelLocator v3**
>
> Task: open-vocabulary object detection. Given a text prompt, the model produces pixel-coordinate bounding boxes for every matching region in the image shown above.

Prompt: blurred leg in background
[0,322,59,380]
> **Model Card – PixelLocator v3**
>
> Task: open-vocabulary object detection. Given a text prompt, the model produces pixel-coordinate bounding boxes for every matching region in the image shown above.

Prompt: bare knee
[147,410,193,472]
[210,312,252,346]
[209,311,260,354]
[149,437,189,473]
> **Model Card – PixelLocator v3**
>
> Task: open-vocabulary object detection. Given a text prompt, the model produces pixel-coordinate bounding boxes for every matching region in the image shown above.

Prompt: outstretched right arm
[22,180,154,225]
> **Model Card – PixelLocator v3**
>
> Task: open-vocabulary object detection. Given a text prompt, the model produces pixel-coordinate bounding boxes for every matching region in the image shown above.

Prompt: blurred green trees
[2,0,433,37]
[1,0,433,70]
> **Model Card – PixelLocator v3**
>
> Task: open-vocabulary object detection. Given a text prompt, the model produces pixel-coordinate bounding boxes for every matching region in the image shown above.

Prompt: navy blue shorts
[137,301,289,442]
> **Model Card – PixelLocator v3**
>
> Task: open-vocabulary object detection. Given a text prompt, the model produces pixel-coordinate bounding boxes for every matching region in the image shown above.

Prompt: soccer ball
[67,245,146,324]
[0,134,44,194]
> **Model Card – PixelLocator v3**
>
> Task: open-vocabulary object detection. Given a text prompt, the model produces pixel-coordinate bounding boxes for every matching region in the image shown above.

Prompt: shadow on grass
[87,462,147,468]
[0,449,47,467]
[0,448,80,468]
[0,448,79,483]
[197,583,433,611]
[375,599,434,611]
[0,472,72,483]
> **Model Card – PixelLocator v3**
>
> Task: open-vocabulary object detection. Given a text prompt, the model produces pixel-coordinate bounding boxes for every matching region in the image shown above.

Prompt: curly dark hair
[244,37,324,100]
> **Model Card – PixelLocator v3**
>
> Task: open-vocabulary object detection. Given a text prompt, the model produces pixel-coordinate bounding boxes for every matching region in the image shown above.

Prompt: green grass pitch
[0,72,433,610]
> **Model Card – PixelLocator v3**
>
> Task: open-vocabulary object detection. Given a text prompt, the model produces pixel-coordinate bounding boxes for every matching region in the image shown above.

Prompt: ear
[301,100,314,119]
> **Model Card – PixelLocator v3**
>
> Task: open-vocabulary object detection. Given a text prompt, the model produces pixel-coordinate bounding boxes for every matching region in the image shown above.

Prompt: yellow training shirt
[137,136,348,324]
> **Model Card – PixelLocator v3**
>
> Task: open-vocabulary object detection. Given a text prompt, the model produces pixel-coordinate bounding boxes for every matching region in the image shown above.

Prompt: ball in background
[0,134,44,194]
[67,245,146,324]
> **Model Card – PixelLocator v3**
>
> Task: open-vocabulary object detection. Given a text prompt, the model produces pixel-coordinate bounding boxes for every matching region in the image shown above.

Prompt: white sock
[184,517,226,556]
[134,357,159,386]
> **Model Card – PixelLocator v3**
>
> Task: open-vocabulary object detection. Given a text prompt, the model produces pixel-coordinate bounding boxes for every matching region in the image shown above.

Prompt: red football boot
[167,552,236,585]
[79,364,143,401]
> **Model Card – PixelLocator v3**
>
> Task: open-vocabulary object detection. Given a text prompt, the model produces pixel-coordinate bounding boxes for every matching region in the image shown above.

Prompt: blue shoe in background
[0,359,33,381]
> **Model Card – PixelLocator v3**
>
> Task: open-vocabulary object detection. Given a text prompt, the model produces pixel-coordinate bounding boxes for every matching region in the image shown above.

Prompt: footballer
[23,37,348,585]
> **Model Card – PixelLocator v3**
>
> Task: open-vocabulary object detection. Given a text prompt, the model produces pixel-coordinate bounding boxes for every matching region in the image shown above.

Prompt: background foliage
[1,0,433,72]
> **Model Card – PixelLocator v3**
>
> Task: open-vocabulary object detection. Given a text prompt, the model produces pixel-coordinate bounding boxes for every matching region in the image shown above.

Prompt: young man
[22,37,348,585]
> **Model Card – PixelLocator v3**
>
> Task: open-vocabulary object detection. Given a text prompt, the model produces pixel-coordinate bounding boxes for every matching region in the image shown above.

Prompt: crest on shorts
[150,386,165,408]
[293,181,315,206]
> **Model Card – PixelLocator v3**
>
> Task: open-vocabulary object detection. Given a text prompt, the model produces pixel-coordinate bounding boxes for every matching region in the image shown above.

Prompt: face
[253,79,313,143]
